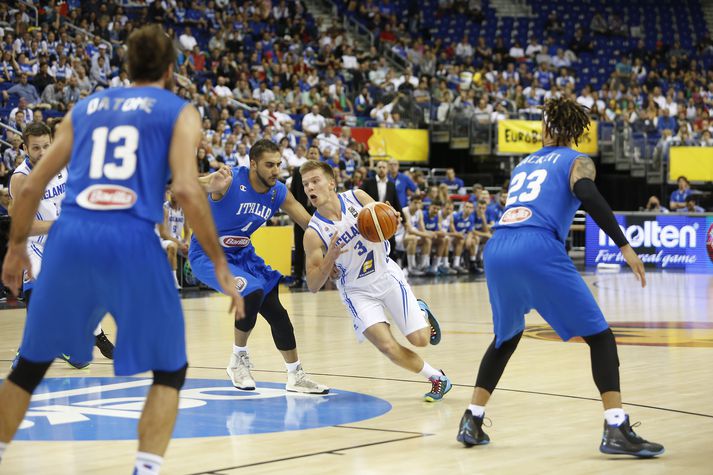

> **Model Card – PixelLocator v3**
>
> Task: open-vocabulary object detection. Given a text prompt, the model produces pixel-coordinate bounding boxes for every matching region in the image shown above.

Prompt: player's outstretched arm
[2,114,73,295]
[570,156,646,287]
[198,166,233,198]
[281,190,311,230]
[304,229,345,293]
[169,104,245,318]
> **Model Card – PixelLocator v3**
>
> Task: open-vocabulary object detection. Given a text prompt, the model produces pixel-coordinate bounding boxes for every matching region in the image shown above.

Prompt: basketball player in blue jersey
[8,122,115,370]
[0,25,243,474]
[300,160,451,402]
[457,98,663,457]
[189,139,329,395]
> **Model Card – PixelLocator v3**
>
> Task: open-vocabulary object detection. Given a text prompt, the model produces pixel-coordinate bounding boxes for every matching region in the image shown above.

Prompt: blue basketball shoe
[417,299,441,345]
[424,371,452,402]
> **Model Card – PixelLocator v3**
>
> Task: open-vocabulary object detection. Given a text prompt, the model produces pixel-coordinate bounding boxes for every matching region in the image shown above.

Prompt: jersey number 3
[90,126,139,179]
[505,170,547,206]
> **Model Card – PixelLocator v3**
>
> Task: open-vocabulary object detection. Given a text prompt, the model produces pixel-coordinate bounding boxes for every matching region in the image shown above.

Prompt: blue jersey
[423,211,440,231]
[486,202,505,224]
[453,211,475,234]
[494,146,582,242]
[388,172,417,208]
[473,213,487,231]
[63,87,187,224]
[191,166,287,255]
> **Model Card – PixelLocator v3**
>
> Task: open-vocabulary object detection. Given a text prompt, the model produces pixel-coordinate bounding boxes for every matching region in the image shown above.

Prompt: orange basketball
[357,202,399,243]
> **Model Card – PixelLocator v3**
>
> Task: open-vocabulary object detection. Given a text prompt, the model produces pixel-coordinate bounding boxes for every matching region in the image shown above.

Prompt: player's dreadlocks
[543,97,590,147]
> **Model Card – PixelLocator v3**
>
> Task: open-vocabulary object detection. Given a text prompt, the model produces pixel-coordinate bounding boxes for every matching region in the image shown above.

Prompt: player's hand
[207,167,232,192]
[215,261,246,320]
[620,244,646,288]
[2,243,31,297]
[325,232,347,263]
[179,242,189,255]
[385,201,402,223]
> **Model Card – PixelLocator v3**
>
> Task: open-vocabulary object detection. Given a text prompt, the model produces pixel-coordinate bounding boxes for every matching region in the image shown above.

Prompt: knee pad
[153,363,188,391]
[260,290,296,351]
[583,328,620,393]
[235,290,263,332]
[8,357,52,394]
[475,331,523,393]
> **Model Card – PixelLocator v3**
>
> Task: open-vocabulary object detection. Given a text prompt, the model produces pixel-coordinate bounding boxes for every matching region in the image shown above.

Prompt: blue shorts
[19,210,187,375]
[484,227,608,348]
[188,244,281,297]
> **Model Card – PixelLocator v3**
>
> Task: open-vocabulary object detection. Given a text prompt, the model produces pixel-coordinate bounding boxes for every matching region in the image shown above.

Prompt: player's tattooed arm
[569,155,597,191]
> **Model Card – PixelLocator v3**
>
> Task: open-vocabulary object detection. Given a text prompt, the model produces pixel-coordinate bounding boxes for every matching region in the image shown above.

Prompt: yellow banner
[497,120,598,155]
[367,128,429,162]
[669,147,713,182]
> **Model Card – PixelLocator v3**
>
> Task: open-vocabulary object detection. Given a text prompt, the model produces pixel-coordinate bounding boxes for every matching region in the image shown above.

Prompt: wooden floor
[1,270,712,474]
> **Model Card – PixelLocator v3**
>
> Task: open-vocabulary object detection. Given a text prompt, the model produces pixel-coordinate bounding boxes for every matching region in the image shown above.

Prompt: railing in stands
[15,0,38,27]
[0,122,21,137]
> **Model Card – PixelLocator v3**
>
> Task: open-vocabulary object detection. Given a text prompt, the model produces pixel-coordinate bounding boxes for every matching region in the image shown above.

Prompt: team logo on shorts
[499,206,532,225]
[234,276,248,292]
[220,235,250,247]
[76,184,137,210]
[240,185,247,192]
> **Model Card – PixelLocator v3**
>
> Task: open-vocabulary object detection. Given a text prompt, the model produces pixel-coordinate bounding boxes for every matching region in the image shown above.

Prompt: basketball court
[0,269,711,474]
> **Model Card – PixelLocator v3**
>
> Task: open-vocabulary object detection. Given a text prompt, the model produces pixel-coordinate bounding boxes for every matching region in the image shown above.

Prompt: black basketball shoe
[95,330,115,360]
[457,410,490,447]
[600,416,664,457]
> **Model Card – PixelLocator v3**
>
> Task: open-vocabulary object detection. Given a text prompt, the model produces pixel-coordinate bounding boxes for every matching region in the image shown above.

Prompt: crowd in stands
[0,0,710,284]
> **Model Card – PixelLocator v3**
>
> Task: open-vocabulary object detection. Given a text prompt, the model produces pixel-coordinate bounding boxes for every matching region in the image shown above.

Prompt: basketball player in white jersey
[8,122,114,369]
[301,160,452,401]
[156,189,190,288]
[400,195,432,276]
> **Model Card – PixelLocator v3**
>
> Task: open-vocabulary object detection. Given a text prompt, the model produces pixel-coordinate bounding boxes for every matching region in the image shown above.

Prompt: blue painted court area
[11,377,392,441]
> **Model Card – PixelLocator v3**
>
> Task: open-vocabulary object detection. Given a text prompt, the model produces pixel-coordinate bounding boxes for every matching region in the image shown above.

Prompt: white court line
[31,379,153,402]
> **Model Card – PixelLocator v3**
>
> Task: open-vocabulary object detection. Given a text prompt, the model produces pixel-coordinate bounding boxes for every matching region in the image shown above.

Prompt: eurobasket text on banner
[498,120,598,155]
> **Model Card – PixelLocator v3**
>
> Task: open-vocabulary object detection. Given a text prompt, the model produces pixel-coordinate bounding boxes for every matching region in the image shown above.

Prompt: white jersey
[402,206,422,233]
[307,190,390,291]
[11,158,67,255]
[163,201,186,240]
[439,210,452,232]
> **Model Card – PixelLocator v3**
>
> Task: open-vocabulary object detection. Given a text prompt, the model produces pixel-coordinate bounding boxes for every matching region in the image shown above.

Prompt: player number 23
[505,170,547,206]
[89,126,139,179]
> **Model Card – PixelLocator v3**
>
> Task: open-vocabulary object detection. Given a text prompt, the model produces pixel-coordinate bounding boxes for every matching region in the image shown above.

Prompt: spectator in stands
[700,130,713,146]
[2,133,22,180]
[669,176,693,211]
[656,108,677,135]
[684,196,705,213]
[387,158,418,209]
[443,168,464,193]
[3,73,40,105]
[590,13,608,35]
[509,40,525,62]
[302,104,326,137]
[644,196,669,213]
[178,26,197,52]
[525,36,543,61]
[316,124,340,156]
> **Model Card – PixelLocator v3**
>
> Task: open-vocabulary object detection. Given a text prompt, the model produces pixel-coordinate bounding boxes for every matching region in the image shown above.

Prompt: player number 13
[505,169,547,206]
[89,126,139,179]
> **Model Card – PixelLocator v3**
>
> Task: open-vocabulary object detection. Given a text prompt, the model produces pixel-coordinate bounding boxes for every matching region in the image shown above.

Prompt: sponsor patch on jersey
[348,206,358,218]
[240,185,247,192]
[76,184,137,210]
[220,235,250,247]
[235,276,248,292]
[499,206,532,225]
[357,250,375,279]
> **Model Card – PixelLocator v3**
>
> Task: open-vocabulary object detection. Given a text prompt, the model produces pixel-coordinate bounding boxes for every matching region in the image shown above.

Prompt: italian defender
[456,97,663,458]
[189,139,329,395]
[0,25,243,474]
[9,122,114,369]
[301,160,451,402]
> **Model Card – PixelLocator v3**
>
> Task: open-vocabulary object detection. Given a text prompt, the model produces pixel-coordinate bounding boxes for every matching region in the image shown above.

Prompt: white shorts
[394,225,405,251]
[24,242,44,285]
[339,260,428,342]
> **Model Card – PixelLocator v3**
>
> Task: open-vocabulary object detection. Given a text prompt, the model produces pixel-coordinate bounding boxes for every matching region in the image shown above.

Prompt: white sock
[435,256,442,267]
[453,256,461,267]
[173,272,181,289]
[407,254,416,268]
[468,404,485,418]
[285,360,301,373]
[233,345,248,355]
[604,408,626,426]
[470,254,476,262]
[0,441,8,462]
[422,255,430,268]
[93,324,102,337]
[418,361,440,380]
[134,452,163,475]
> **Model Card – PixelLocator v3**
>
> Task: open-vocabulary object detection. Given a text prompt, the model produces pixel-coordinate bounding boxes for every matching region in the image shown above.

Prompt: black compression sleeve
[572,178,628,248]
